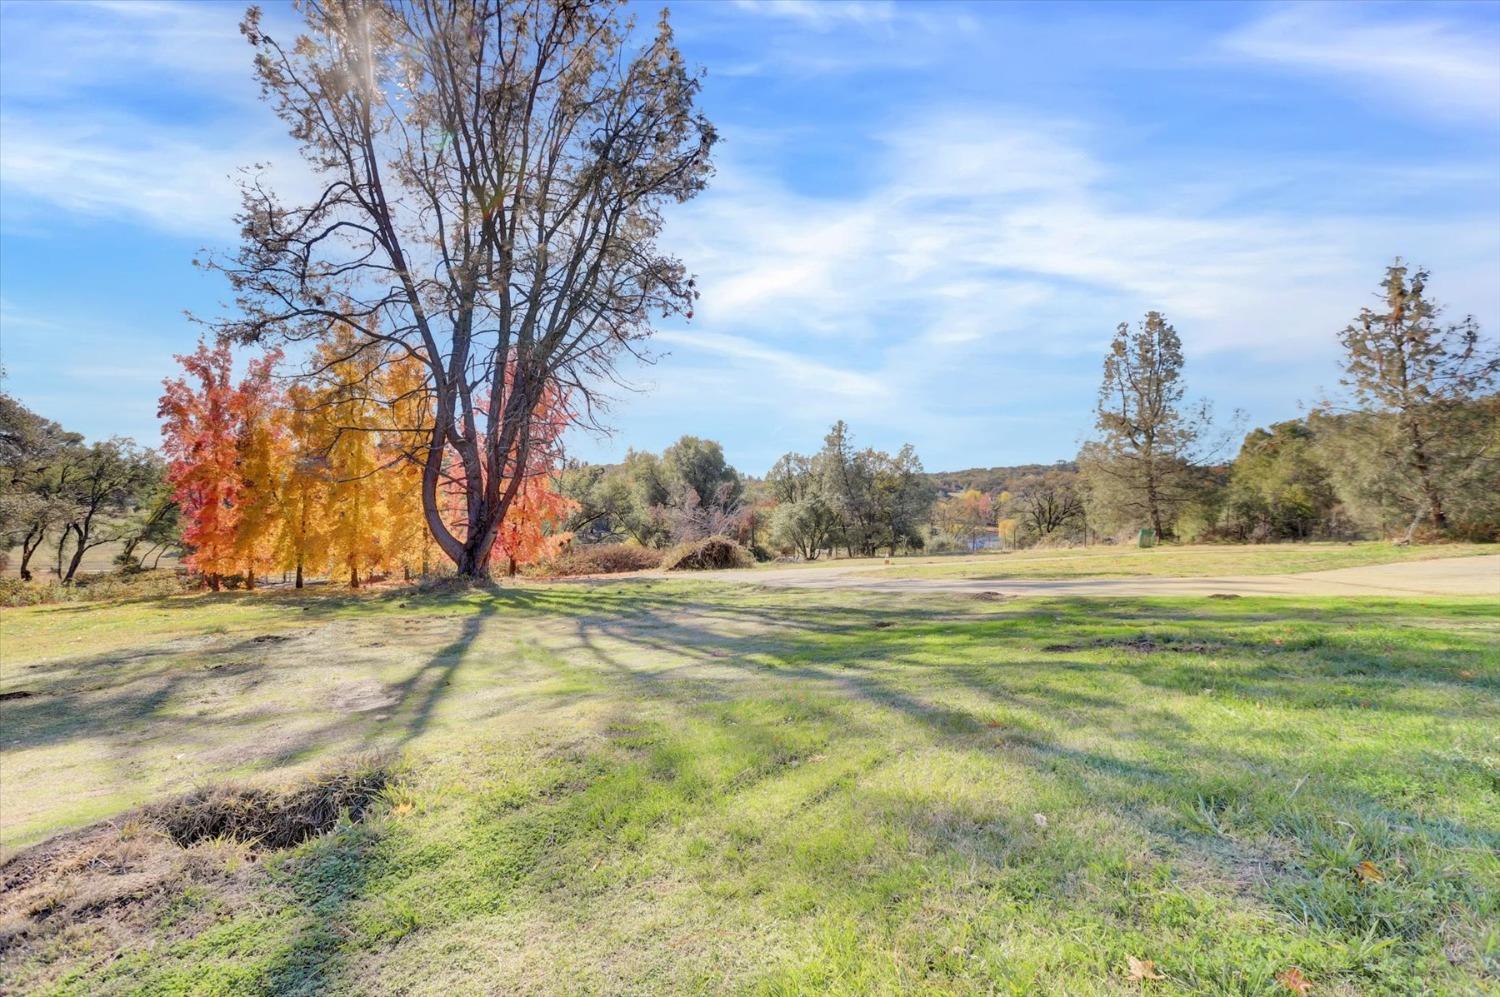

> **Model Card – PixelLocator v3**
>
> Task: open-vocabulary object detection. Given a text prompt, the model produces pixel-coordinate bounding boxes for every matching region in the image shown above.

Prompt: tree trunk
[209,573,221,592]
[1405,420,1448,534]
[245,563,256,591]
[54,527,71,579]
[507,556,517,577]
[19,526,43,581]
[454,540,493,580]
[63,526,88,583]
[350,565,360,589]
[295,559,304,589]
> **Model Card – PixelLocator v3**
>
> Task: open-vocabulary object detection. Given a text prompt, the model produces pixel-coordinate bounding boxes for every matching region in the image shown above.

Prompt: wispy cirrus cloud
[1223,4,1500,122]
[636,107,1498,467]
[0,0,307,237]
[2,0,1496,469]
[729,0,898,31]
[0,113,301,238]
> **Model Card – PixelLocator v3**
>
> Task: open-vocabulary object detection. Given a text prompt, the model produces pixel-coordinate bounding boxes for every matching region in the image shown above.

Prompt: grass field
[2,573,1497,994]
[828,541,1499,581]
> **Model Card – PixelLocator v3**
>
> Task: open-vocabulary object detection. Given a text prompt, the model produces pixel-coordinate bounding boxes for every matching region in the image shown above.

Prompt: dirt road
[697,554,1500,599]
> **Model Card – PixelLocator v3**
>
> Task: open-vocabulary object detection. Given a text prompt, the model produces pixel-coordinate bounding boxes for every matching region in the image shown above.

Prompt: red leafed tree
[443,371,576,576]
[158,340,278,590]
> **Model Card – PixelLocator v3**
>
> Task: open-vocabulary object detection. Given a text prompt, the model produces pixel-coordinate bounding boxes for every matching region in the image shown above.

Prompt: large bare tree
[215,0,716,577]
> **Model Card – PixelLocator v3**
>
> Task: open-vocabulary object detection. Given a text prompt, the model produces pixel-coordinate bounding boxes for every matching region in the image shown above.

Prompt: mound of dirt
[0,754,395,972]
[660,536,755,572]
[144,756,391,849]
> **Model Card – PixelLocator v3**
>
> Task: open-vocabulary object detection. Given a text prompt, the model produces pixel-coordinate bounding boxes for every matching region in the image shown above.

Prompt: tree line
[0,393,170,582]
[1034,262,1498,546]
[557,421,932,561]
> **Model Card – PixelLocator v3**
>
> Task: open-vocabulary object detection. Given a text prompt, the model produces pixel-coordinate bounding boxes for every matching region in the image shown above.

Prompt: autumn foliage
[159,339,574,589]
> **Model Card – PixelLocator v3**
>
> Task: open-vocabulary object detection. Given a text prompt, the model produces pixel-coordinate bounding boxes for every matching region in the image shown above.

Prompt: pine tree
[1336,261,1499,535]
[1079,313,1214,539]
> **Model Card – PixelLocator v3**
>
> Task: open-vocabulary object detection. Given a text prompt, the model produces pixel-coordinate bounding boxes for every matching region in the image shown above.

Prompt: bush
[535,543,663,577]
[924,534,963,554]
[660,535,755,571]
[0,569,192,607]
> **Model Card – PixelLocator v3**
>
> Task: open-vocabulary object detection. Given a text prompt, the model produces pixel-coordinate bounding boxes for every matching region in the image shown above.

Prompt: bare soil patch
[0,755,392,971]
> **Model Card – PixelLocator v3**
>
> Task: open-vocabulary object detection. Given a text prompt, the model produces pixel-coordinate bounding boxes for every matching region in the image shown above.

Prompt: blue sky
[2,0,1497,474]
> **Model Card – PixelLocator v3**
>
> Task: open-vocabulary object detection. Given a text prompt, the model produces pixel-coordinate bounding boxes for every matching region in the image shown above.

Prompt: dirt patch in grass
[0,690,35,701]
[1042,635,1223,654]
[0,755,394,974]
[145,756,391,848]
[328,680,401,714]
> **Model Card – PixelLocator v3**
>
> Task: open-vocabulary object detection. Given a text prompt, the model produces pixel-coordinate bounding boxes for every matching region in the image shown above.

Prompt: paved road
[694,555,1500,599]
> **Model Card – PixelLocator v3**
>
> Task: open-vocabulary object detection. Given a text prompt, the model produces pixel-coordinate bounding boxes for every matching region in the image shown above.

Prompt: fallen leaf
[1032,813,1048,829]
[1458,670,1476,680]
[1354,860,1384,883]
[1126,956,1164,981]
[1277,967,1312,994]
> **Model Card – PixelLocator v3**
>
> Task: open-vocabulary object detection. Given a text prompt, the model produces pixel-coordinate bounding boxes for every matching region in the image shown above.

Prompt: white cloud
[656,329,888,404]
[1224,5,1500,122]
[730,0,897,31]
[0,1,269,102]
[0,0,311,237]
[647,109,1497,467]
[0,113,306,238]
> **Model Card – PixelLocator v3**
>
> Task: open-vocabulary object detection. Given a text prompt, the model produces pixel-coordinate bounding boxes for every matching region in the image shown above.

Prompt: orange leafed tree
[160,337,573,589]
[159,340,279,590]
[377,351,435,580]
[232,360,289,588]
[278,382,330,588]
[306,330,389,588]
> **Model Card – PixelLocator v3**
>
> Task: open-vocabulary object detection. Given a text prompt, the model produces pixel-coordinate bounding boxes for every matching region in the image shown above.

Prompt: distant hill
[926,462,1078,497]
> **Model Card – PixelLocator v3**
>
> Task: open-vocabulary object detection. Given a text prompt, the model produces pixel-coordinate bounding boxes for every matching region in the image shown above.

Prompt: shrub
[0,569,192,608]
[660,535,754,571]
[924,534,963,554]
[534,543,663,576]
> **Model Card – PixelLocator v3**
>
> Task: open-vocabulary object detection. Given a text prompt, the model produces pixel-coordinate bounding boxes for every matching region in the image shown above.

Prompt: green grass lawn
[2,581,1497,994]
[839,541,1496,581]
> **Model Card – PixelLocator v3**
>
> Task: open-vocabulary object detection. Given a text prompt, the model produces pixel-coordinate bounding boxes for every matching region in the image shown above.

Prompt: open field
[767,541,1500,582]
[1,541,179,580]
[735,551,1500,600]
[2,571,1497,994]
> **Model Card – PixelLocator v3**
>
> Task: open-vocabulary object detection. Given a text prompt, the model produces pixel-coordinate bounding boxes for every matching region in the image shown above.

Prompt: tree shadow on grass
[25,583,1492,993]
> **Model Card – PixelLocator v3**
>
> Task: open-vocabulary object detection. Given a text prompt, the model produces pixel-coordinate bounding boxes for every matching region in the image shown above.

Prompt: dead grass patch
[0,754,395,971]
[145,755,391,848]
[1042,635,1223,654]
[661,536,754,571]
